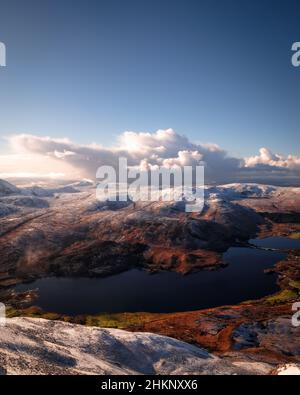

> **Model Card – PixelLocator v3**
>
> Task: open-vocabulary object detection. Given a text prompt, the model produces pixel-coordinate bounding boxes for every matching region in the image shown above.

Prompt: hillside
[0,180,299,282]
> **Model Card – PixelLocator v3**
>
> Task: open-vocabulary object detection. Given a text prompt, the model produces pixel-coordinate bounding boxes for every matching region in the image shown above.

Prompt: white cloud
[53,150,76,159]
[0,152,78,179]
[1,130,299,183]
[245,147,300,171]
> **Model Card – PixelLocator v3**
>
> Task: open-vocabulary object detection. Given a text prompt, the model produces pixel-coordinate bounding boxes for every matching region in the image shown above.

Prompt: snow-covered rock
[274,364,300,375]
[0,203,19,217]
[85,200,132,213]
[0,318,274,375]
[69,179,95,187]
[208,183,277,200]
[22,185,79,197]
[0,196,49,209]
[0,179,20,196]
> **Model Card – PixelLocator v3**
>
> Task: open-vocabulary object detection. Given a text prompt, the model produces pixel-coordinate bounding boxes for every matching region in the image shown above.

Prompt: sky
[0,0,299,182]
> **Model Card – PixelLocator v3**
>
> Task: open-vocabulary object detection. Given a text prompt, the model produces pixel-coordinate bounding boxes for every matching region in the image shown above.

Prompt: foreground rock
[273,364,300,375]
[0,317,277,375]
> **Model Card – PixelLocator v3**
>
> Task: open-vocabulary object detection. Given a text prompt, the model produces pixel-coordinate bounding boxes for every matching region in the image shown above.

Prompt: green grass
[6,305,163,329]
[264,289,298,305]
[289,280,300,292]
[84,312,162,329]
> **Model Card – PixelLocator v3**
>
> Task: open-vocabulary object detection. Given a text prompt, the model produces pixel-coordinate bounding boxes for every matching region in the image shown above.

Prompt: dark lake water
[14,246,286,315]
[249,236,300,250]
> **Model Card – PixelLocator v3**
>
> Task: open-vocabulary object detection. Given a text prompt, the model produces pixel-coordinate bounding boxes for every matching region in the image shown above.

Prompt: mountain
[0,180,299,279]
[21,185,79,197]
[0,179,20,196]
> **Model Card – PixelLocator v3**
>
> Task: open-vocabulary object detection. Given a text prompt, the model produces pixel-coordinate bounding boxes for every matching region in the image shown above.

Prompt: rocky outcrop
[272,364,300,375]
[128,303,300,362]
[0,317,277,375]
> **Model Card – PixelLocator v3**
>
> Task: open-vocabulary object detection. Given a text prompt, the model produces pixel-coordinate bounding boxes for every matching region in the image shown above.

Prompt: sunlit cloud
[0,152,78,179]
[245,147,300,171]
[1,130,299,183]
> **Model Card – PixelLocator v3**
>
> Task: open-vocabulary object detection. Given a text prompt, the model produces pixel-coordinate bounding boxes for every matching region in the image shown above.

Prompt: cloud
[245,147,300,171]
[0,152,77,179]
[5,130,243,182]
[53,150,76,159]
[1,129,299,184]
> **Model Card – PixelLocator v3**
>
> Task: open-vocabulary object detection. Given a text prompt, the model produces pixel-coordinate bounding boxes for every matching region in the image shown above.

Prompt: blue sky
[0,0,299,158]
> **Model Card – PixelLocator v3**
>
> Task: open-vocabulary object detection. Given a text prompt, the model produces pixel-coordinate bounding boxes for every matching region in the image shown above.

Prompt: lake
[14,246,287,315]
[249,236,300,250]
